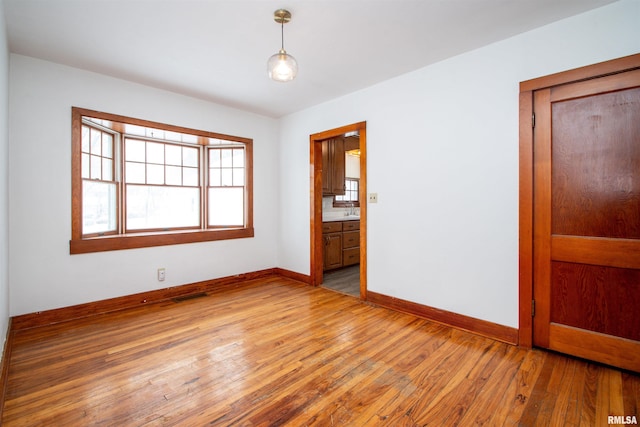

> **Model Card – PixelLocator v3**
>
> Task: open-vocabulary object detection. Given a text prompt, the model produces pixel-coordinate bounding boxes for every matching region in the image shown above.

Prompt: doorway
[310,122,367,299]
[519,54,640,372]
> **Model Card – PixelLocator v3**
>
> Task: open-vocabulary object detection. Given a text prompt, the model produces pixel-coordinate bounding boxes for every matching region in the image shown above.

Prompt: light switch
[368,193,378,203]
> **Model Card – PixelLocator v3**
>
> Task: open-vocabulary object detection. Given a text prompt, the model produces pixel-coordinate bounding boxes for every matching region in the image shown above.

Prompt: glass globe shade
[268,49,298,82]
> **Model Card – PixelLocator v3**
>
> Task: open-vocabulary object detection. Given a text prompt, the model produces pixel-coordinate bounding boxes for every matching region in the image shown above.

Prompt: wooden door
[532,68,640,372]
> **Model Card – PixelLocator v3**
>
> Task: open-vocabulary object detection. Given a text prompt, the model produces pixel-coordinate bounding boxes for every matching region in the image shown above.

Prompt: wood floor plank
[456,344,527,425]
[492,348,547,426]
[623,372,640,419]
[2,275,638,426]
[579,363,600,427]
[548,356,578,426]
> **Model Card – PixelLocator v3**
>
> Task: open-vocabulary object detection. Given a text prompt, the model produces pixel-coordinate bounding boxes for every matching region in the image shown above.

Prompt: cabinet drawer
[342,221,360,231]
[322,222,342,233]
[343,248,360,266]
[342,231,359,249]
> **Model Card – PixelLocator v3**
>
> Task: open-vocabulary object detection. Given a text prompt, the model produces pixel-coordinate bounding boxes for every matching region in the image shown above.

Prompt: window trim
[70,107,254,254]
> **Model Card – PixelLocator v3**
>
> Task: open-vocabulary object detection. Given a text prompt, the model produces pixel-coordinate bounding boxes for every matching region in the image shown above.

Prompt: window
[71,107,253,254]
[334,178,359,206]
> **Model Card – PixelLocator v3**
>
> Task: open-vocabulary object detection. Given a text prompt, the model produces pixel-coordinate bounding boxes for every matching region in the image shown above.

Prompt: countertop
[322,215,360,222]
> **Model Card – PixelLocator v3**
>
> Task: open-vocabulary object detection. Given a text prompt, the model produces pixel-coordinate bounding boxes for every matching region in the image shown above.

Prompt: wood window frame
[70,107,254,254]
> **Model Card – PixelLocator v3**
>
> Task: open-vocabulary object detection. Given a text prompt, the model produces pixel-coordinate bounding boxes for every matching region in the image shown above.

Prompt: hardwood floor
[322,265,359,297]
[2,276,638,426]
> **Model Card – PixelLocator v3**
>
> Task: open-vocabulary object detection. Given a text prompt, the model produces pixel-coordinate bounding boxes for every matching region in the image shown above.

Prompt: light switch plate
[368,193,378,203]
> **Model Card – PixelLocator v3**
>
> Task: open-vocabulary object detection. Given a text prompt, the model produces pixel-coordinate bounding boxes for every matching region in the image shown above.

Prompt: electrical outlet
[158,268,166,282]
[368,193,378,203]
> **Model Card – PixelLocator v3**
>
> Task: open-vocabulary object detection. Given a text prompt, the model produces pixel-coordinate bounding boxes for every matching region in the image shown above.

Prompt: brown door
[532,68,640,372]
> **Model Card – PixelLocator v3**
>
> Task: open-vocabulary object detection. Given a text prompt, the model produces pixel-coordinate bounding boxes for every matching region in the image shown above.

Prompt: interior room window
[334,178,359,206]
[208,146,245,226]
[81,124,118,236]
[71,107,254,254]
[124,138,201,231]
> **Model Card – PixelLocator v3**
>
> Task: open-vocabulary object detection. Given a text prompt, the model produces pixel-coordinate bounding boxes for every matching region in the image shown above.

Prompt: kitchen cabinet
[322,222,343,270]
[322,137,345,196]
[322,220,360,271]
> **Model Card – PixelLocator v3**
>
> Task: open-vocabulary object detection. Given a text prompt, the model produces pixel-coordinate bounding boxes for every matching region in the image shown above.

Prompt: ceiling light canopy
[267,9,298,82]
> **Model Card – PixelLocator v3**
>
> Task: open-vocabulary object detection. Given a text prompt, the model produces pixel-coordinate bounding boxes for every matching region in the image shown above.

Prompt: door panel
[551,261,640,341]
[533,69,640,372]
[551,87,640,239]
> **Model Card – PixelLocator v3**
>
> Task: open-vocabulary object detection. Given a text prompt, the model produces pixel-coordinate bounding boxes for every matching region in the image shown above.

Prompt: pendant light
[267,9,298,82]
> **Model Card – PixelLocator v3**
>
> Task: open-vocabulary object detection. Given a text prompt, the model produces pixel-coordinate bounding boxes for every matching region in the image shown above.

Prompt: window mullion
[201,145,207,230]
[117,132,124,235]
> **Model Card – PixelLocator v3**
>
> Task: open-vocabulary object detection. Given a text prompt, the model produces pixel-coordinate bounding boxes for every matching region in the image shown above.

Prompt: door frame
[518,53,640,347]
[310,122,367,298]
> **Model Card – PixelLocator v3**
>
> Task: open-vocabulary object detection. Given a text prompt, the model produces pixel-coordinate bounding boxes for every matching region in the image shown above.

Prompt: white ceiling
[4,0,617,118]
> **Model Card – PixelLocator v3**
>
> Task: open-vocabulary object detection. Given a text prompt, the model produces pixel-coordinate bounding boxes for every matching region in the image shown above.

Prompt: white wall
[0,0,10,349]
[278,0,640,328]
[8,55,280,316]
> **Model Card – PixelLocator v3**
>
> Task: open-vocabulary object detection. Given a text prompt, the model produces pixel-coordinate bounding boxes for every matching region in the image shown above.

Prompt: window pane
[164,131,182,142]
[209,169,221,186]
[221,169,233,186]
[165,145,181,166]
[146,128,164,140]
[82,126,90,153]
[221,149,233,167]
[182,134,198,144]
[102,133,113,158]
[83,180,117,235]
[184,147,198,167]
[209,149,221,168]
[126,185,200,230]
[102,158,113,181]
[209,187,243,226]
[82,153,90,179]
[233,168,244,186]
[90,128,101,155]
[90,155,101,179]
[125,124,146,136]
[126,139,145,162]
[166,165,182,185]
[233,149,244,167]
[184,167,198,186]
[147,164,164,184]
[147,142,164,164]
[126,162,145,184]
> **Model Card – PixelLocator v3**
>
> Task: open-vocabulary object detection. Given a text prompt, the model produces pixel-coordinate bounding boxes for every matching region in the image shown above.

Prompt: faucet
[345,202,356,216]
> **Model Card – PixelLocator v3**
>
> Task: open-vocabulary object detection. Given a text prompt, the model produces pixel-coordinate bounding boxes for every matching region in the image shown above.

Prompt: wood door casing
[310,122,367,295]
[529,61,640,372]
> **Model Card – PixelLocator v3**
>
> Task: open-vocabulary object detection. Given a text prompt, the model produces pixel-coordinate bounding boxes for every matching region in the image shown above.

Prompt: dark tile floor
[322,265,359,297]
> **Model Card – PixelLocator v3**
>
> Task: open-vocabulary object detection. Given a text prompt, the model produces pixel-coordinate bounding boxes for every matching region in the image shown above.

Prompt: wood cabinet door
[321,139,331,195]
[323,233,343,270]
[330,137,346,195]
[321,137,346,196]
[532,69,640,372]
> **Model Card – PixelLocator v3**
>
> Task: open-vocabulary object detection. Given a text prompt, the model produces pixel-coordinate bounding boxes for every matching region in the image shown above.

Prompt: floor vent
[172,292,208,303]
